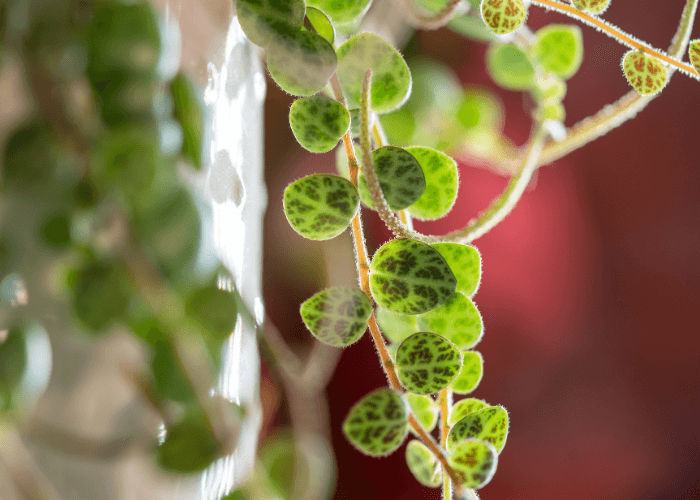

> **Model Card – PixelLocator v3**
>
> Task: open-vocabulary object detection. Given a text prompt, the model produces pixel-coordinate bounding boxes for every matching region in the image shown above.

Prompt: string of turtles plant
[236,0,699,498]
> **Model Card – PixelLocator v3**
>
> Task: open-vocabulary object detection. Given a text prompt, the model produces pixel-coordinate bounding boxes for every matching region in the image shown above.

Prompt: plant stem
[439,388,454,500]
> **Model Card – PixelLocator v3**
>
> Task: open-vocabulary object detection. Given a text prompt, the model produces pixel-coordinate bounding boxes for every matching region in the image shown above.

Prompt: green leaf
[432,243,481,297]
[306,0,372,25]
[283,174,360,240]
[305,7,336,44]
[447,406,509,454]
[571,0,610,15]
[267,31,337,97]
[404,147,458,221]
[481,0,527,35]
[2,124,59,189]
[171,73,203,169]
[258,431,296,499]
[74,262,132,332]
[375,306,418,344]
[689,40,700,76]
[358,146,426,211]
[449,398,488,426]
[185,287,238,339]
[406,440,442,488]
[448,13,497,42]
[40,213,71,248]
[448,438,498,489]
[342,388,408,456]
[95,126,159,195]
[406,393,439,433]
[300,287,371,346]
[289,96,350,153]
[236,0,305,48]
[451,351,483,394]
[487,43,535,91]
[417,293,483,351]
[622,51,667,96]
[396,332,463,394]
[532,25,583,79]
[336,33,412,113]
[369,238,457,315]
[157,412,221,472]
[0,326,27,412]
[152,340,195,402]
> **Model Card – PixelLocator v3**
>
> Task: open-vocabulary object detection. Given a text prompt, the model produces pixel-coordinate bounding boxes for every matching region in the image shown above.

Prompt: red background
[262,1,700,498]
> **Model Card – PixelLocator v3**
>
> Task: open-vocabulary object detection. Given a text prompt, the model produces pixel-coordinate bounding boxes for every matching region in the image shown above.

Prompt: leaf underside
[406,439,443,488]
[448,438,499,489]
[447,405,509,454]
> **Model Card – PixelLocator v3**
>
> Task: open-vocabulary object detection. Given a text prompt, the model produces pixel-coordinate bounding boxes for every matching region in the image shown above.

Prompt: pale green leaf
[449,398,488,426]
[236,0,305,48]
[406,440,442,488]
[417,292,483,351]
[448,438,498,489]
[185,287,237,340]
[448,13,497,42]
[447,406,509,454]
[404,146,458,221]
[622,51,667,96]
[369,238,457,315]
[343,388,408,456]
[450,351,483,394]
[300,287,371,346]
[306,0,372,24]
[289,96,350,153]
[396,332,462,394]
[358,146,426,211]
[481,0,527,35]
[283,174,360,240]
[689,40,700,76]
[432,243,481,297]
[406,393,439,433]
[305,7,335,45]
[487,43,535,91]
[375,306,418,344]
[571,0,610,15]
[532,25,583,79]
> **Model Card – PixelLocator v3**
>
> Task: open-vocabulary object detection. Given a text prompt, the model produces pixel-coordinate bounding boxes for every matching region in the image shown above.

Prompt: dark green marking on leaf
[448,438,498,489]
[532,25,583,80]
[417,292,483,351]
[358,146,426,211]
[283,174,360,240]
[406,393,439,433]
[289,96,350,153]
[689,40,700,76]
[396,332,463,395]
[449,398,488,426]
[306,0,372,24]
[267,31,337,97]
[447,405,509,454]
[185,287,238,340]
[336,33,412,113]
[571,0,610,15]
[236,0,305,48]
[622,51,667,96]
[171,73,203,169]
[369,238,457,315]
[375,305,418,344]
[481,0,527,35]
[406,439,442,488]
[404,147,458,221]
[300,286,371,346]
[487,43,535,91]
[157,412,221,472]
[74,262,131,332]
[432,243,481,297]
[451,351,484,394]
[342,388,408,456]
[305,7,335,45]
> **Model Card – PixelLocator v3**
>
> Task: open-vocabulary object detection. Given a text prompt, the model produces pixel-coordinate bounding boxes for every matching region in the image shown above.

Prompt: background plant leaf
[532,25,583,79]
[236,0,305,48]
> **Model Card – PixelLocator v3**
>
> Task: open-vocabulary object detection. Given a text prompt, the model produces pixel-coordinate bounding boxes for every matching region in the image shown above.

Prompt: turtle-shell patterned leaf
[406,440,443,488]
[267,31,337,97]
[480,0,527,36]
[622,51,667,96]
[446,405,509,454]
[300,287,371,346]
[336,33,412,114]
[236,0,305,48]
[688,40,700,76]
[417,292,483,351]
[289,96,350,153]
[283,174,360,240]
[404,147,458,221]
[448,438,498,489]
[450,351,484,394]
[571,0,610,15]
[432,243,481,297]
[449,398,489,426]
[396,332,463,394]
[306,0,373,24]
[358,146,426,211]
[375,306,418,344]
[406,393,439,433]
[369,238,457,315]
[342,388,409,456]
[305,7,335,45]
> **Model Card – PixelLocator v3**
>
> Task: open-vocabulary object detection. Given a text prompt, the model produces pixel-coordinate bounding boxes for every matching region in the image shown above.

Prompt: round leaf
[74,262,131,332]
[300,286,371,346]
[157,413,221,472]
[432,243,481,297]
[447,406,509,454]
[289,96,350,153]
[404,147,458,221]
[406,440,442,488]
[283,174,360,240]
[171,73,203,169]
[532,25,583,79]
[622,51,667,96]
[451,351,484,394]
[185,287,238,339]
[305,7,336,44]
[689,40,700,76]
[0,326,27,412]
[359,146,426,211]
[487,43,535,91]
[152,340,195,402]
[306,0,372,24]
[336,33,412,113]
[342,388,408,456]
[406,393,439,433]
[396,332,463,394]
[417,293,483,351]
[448,438,498,489]
[267,31,337,97]
[481,0,527,35]
[449,398,488,426]
[236,0,305,48]
[571,0,610,14]
[375,306,418,344]
[369,238,457,315]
